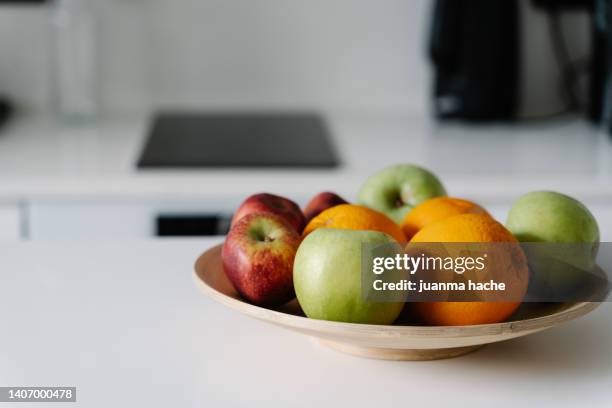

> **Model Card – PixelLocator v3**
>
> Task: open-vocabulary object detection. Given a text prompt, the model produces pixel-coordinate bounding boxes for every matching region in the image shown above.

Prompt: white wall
[103,0,432,113]
[0,0,433,114]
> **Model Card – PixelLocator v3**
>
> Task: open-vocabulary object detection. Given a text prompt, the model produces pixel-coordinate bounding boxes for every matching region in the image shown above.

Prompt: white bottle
[52,0,98,122]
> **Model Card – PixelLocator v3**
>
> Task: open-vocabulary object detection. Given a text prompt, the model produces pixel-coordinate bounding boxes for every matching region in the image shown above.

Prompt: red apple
[222,213,301,306]
[303,191,348,224]
[231,193,305,233]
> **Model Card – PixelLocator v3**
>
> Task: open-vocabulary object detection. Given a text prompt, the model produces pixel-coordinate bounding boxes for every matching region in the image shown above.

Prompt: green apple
[506,191,600,295]
[293,228,404,324]
[358,164,446,223]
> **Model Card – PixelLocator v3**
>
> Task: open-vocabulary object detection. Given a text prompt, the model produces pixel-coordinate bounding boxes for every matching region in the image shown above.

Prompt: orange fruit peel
[400,197,488,240]
[303,204,406,243]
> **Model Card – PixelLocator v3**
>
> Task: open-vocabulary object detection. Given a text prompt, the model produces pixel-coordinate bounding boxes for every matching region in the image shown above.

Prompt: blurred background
[0,0,610,242]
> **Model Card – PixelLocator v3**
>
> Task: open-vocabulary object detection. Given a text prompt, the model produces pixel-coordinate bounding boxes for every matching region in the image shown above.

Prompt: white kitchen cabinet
[27,202,154,240]
[26,199,235,240]
[0,203,21,242]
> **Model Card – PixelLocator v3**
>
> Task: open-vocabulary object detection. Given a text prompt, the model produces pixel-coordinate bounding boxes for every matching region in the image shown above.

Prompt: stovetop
[138,112,340,169]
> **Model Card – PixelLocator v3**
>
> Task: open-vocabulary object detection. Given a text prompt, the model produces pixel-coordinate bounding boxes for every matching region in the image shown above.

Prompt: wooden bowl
[194,244,601,361]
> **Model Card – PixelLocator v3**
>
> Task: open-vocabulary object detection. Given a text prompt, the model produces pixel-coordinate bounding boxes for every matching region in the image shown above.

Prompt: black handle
[156,214,231,237]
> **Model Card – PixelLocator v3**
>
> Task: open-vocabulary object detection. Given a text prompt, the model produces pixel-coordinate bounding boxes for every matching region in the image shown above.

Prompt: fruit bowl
[194,244,602,361]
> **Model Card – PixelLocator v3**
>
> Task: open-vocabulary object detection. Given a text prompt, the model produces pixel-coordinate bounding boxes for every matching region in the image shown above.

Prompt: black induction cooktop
[137,112,339,168]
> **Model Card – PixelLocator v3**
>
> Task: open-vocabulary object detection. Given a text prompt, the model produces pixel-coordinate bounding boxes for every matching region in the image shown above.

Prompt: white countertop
[0,112,611,205]
[1,237,611,407]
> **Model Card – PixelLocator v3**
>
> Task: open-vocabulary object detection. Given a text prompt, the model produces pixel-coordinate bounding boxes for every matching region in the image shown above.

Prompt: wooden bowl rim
[194,244,601,338]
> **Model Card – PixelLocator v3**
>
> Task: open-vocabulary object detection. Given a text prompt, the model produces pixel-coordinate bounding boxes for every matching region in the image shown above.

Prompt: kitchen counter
[1,237,611,407]
[0,112,611,205]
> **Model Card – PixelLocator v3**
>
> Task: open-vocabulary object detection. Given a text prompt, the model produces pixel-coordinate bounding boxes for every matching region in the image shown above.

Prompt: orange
[303,204,406,243]
[400,197,488,240]
[410,213,528,326]
[411,213,512,243]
